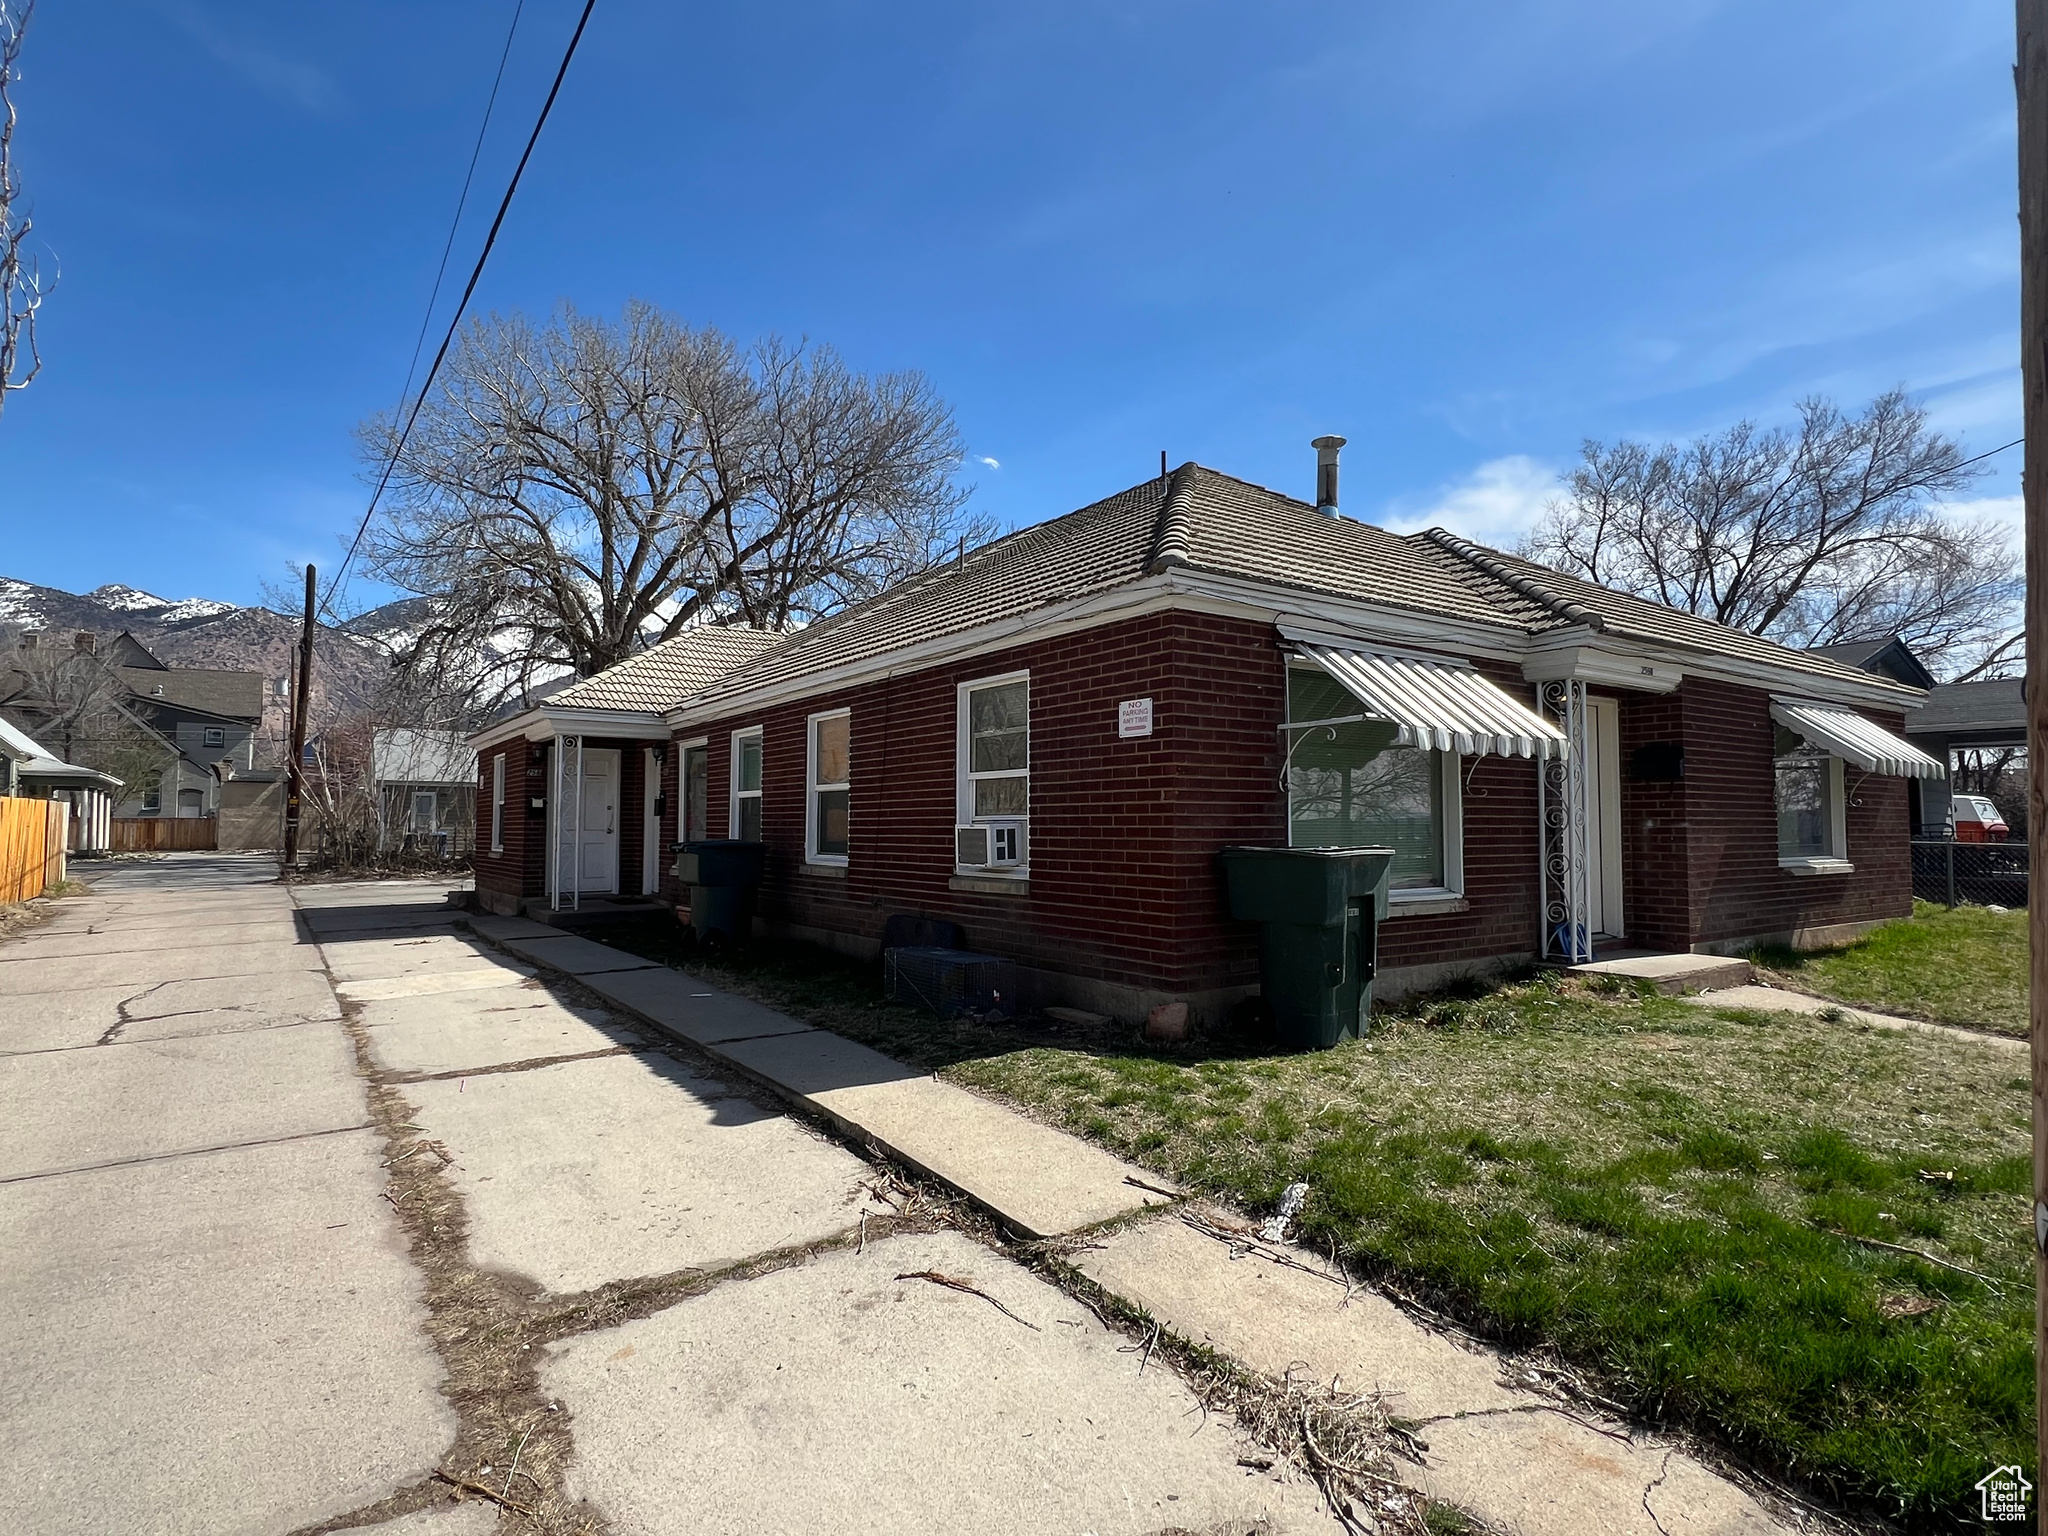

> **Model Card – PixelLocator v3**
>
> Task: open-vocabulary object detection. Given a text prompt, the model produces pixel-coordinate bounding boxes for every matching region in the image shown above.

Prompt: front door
[553,747,621,897]
[1583,697,1625,939]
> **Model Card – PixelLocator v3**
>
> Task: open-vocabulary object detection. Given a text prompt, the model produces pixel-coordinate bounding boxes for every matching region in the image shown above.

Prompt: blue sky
[0,1,2023,609]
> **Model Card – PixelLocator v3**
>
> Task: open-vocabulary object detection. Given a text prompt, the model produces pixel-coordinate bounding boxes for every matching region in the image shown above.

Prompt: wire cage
[883,946,1016,1019]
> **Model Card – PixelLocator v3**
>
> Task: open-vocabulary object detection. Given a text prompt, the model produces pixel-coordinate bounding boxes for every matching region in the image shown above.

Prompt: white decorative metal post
[1536,680,1593,963]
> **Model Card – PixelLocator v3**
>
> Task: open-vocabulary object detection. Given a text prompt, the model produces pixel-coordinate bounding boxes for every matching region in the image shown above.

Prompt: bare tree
[361,303,992,713]
[0,630,172,793]
[1523,391,2018,680]
[0,0,50,413]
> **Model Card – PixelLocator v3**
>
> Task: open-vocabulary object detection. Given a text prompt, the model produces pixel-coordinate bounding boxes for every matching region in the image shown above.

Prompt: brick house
[470,627,781,915]
[470,450,1941,1022]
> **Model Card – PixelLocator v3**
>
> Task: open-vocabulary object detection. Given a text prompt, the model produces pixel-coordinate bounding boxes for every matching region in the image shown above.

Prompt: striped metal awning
[1770,700,1945,779]
[1285,632,1566,759]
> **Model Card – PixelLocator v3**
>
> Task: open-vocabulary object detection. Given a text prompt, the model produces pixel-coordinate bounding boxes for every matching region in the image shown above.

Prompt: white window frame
[1777,753,1851,874]
[676,736,710,842]
[411,790,437,830]
[201,726,226,749]
[956,670,1030,879]
[729,727,764,841]
[1283,663,1463,907]
[806,708,851,867]
[490,753,505,853]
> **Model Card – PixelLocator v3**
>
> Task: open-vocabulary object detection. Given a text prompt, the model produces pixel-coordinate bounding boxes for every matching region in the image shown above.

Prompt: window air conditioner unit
[956,819,1026,870]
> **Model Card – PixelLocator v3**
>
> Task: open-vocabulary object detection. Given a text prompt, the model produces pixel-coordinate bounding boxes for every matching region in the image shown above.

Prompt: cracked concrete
[1075,1210,1792,1536]
[0,857,450,1536]
[5,860,1800,1536]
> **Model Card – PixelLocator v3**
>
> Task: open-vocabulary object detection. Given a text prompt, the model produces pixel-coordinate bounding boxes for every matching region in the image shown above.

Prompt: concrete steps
[1568,950,1754,995]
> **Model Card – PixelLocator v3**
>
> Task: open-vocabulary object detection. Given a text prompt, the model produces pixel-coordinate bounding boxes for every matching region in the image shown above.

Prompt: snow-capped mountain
[85,584,239,623]
[0,575,401,723]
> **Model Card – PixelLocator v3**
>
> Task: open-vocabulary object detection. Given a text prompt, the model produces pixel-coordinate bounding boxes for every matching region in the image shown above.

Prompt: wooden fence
[109,816,218,853]
[1,797,69,904]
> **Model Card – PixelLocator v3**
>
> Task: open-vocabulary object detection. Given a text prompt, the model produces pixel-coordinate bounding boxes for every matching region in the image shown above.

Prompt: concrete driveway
[0,856,1337,1536]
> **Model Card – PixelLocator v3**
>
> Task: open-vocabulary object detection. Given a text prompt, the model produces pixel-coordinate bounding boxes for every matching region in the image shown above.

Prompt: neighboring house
[109,633,263,818]
[471,628,783,905]
[0,715,124,853]
[471,447,1944,1022]
[372,728,479,855]
[1809,636,2024,836]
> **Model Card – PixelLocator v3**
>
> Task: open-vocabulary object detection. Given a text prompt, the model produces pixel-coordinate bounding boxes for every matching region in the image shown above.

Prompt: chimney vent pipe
[1311,435,1346,516]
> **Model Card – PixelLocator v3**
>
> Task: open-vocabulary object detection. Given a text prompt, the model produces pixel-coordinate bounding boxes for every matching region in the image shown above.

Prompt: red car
[1952,794,2010,843]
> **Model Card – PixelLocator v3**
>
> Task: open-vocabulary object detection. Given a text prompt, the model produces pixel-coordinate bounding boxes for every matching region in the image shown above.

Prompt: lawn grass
[609,920,2035,1527]
[1756,899,2029,1037]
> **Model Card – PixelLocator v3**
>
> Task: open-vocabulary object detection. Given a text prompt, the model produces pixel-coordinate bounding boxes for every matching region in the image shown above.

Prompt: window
[681,742,710,840]
[808,710,851,864]
[1774,726,1846,867]
[962,674,1029,817]
[731,729,763,841]
[140,782,161,813]
[490,754,506,852]
[202,727,226,749]
[1285,666,1460,895]
[412,791,437,830]
[955,674,1030,873]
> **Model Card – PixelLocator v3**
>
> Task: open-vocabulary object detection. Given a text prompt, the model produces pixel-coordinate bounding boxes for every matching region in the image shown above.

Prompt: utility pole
[282,565,315,874]
[2017,0,2048,1496]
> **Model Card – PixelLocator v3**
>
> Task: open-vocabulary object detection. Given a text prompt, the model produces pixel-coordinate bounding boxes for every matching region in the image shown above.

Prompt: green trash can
[1218,846,1393,1049]
[672,839,767,941]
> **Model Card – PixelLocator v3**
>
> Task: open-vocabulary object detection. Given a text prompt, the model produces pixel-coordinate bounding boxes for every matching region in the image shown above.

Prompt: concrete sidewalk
[0,855,452,1536]
[1687,981,2027,1052]
[477,910,1803,1536]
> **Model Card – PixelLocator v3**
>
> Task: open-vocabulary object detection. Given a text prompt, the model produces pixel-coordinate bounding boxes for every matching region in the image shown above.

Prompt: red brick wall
[473,736,547,905]
[1618,690,1693,949]
[674,614,1549,997]
[1676,676,1910,945]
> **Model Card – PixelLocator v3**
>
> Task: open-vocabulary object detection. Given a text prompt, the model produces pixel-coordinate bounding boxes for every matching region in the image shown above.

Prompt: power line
[389,0,526,432]
[322,0,599,621]
[1955,435,2024,472]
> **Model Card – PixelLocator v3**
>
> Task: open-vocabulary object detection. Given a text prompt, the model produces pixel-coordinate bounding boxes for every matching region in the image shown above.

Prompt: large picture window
[731,729,763,841]
[1774,726,1845,866]
[1286,666,1456,894]
[808,710,850,863]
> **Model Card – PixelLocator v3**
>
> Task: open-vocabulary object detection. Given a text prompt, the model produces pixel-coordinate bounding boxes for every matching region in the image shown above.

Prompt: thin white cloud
[1380,456,1559,550]
[164,4,340,113]
[1935,494,2024,554]
[978,456,1001,470]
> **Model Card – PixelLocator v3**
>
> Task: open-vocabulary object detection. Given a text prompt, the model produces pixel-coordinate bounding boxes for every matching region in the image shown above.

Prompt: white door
[642,747,663,895]
[1583,697,1625,939]
[575,750,619,892]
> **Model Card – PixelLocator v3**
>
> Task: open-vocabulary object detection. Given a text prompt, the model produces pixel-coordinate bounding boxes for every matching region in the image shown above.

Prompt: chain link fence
[1910,838,2029,908]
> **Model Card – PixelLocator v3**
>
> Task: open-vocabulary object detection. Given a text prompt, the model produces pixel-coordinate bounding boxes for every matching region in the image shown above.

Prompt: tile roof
[1414,534,1909,698]
[549,626,784,713]
[677,462,1920,713]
